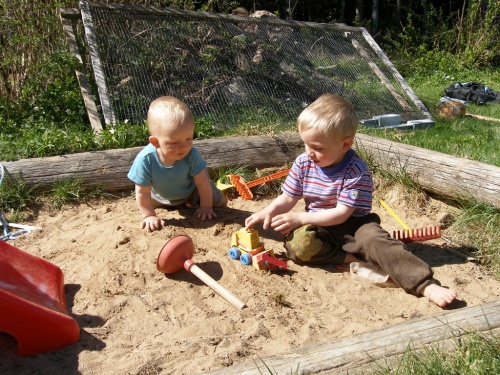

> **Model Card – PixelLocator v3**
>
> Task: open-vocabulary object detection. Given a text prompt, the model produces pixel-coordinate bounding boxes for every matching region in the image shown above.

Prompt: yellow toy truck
[228,228,287,271]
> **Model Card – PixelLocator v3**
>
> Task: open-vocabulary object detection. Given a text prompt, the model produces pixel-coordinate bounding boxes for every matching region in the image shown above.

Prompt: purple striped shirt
[282,149,373,217]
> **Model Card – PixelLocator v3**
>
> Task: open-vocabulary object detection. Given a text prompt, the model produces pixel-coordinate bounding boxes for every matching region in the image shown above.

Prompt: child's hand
[245,211,271,230]
[270,213,302,234]
[195,206,216,221]
[141,216,164,232]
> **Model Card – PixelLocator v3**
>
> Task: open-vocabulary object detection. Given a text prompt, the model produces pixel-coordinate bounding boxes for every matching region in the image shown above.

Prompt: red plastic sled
[0,240,80,356]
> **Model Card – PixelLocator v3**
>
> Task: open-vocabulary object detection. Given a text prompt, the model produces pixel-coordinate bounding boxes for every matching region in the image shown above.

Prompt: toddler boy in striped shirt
[245,94,457,308]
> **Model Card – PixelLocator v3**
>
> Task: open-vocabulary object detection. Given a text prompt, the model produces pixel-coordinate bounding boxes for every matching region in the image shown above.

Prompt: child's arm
[193,170,216,221]
[270,202,355,234]
[135,184,164,232]
[245,193,300,230]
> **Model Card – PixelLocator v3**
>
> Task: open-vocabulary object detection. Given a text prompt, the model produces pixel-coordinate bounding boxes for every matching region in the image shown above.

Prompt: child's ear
[149,135,160,148]
[341,137,354,151]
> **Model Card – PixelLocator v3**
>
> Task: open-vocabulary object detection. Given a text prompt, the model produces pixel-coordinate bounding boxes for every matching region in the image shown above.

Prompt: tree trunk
[339,0,346,23]
[396,0,402,28]
[355,0,363,23]
[2,133,499,209]
[371,0,379,35]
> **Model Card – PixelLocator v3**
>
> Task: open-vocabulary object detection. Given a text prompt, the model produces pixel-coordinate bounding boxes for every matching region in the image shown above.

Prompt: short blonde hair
[297,94,358,139]
[147,96,194,136]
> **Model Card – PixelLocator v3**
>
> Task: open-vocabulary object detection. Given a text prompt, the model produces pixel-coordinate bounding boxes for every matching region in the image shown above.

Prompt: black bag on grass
[444,82,500,105]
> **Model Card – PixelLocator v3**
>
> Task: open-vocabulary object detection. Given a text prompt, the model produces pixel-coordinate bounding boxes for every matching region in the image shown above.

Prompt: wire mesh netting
[79,0,430,128]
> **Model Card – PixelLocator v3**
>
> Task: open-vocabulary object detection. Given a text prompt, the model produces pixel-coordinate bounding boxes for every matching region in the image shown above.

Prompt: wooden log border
[355,133,500,208]
[200,299,500,374]
[2,132,499,209]
[0,133,302,192]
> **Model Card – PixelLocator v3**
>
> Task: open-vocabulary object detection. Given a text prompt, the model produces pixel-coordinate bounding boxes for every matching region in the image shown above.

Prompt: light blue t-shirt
[127,143,206,205]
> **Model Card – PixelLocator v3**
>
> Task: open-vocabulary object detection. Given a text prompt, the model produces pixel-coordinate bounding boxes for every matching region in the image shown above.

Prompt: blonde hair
[147,96,194,136]
[297,94,358,139]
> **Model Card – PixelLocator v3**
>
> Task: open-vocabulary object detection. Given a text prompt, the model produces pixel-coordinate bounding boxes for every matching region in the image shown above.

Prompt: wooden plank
[200,299,500,375]
[2,132,499,208]
[85,1,361,31]
[59,10,103,133]
[355,133,500,208]
[0,133,303,192]
[350,37,413,112]
[360,28,433,120]
[80,0,116,125]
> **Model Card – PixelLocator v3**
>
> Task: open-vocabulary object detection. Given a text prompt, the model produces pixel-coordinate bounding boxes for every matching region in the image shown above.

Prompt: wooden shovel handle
[185,261,247,310]
[466,113,500,123]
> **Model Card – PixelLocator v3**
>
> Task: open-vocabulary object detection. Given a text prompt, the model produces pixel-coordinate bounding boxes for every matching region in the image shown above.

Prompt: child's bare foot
[421,283,457,307]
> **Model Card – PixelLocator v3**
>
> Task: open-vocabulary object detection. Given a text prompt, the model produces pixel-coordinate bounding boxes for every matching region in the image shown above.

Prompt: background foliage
[0,0,499,161]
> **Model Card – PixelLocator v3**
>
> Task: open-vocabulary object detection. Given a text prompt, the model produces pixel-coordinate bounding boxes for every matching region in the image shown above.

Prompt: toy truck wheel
[228,247,241,260]
[240,253,252,265]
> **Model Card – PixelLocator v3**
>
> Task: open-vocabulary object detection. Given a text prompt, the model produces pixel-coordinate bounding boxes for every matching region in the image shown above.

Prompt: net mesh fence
[79,0,430,128]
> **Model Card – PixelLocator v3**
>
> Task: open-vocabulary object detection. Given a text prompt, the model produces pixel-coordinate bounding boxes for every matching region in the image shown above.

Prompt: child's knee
[213,189,228,207]
[284,224,345,265]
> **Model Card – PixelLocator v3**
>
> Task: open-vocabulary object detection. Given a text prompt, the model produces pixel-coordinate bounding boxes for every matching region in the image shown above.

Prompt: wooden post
[79,0,116,125]
[349,36,413,113]
[58,8,103,133]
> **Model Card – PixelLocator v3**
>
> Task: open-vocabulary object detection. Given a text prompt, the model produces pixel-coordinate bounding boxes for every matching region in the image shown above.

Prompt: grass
[448,201,500,275]
[359,115,500,167]
[359,67,500,167]
[0,172,117,222]
[371,332,500,375]
[48,178,116,210]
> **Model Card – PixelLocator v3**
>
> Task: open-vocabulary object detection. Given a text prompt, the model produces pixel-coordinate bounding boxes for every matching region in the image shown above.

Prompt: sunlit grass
[371,332,500,375]
[359,116,500,167]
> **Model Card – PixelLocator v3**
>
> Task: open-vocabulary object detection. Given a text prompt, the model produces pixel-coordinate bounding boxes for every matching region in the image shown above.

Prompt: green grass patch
[48,178,115,210]
[359,67,500,167]
[359,116,500,167]
[372,332,500,375]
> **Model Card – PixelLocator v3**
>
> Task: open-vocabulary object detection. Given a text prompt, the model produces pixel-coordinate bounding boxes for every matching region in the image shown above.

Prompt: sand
[1,189,499,375]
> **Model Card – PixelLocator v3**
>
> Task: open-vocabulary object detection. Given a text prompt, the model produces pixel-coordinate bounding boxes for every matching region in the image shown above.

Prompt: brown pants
[284,213,433,295]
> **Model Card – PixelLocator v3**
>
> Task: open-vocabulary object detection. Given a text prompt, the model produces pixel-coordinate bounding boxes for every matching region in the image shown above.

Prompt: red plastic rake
[229,169,290,200]
[392,226,442,243]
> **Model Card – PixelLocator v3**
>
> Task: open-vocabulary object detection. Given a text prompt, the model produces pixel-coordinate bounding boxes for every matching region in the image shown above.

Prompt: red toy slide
[0,240,80,356]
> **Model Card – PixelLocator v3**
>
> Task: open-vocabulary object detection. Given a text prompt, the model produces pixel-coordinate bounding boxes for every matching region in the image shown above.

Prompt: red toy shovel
[157,235,246,310]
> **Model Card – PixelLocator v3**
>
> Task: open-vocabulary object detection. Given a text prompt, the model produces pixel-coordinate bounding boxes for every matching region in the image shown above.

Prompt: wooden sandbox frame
[2,132,500,209]
[2,133,500,373]
[201,299,500,374]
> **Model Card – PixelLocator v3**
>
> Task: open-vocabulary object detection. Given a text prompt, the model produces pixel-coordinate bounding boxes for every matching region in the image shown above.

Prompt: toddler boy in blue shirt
[128,96,227,232]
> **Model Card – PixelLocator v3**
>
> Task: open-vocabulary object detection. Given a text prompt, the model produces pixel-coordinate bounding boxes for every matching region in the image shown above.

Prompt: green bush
[382,0,500,75]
